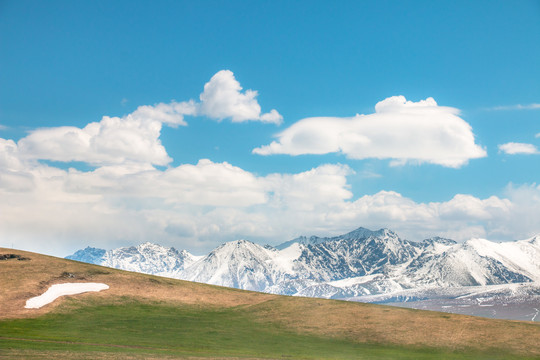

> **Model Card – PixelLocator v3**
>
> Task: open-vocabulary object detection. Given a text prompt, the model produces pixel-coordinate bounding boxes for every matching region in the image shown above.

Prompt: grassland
[1,247,539,359]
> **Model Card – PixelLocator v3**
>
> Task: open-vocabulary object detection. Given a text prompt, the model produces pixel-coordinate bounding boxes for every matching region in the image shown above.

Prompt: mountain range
[67,227,540,320]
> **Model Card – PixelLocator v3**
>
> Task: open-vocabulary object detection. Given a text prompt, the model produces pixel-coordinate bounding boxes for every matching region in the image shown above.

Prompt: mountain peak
[422,236,457,246]
[463,238,493,247]
[218,239,256,248]
[345,226,374,237]
[137,241,164,249]
[342,227,397,240]
[275,235,325,250]
[276,227,401,250]
[65,246,106,264]
[526,234,540,245]
[209,239,270,256]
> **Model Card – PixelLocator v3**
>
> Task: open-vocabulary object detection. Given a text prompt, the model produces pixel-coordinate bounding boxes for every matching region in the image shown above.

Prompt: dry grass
[1,247,540,357]
[0,247,275,320]
[249,296,540,354]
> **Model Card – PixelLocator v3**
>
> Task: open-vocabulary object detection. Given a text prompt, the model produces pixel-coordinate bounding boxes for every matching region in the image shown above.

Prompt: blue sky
[1,0,539,256]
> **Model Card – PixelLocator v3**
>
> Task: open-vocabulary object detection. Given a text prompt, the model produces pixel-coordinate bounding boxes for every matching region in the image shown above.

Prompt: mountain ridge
[66,226,540,307]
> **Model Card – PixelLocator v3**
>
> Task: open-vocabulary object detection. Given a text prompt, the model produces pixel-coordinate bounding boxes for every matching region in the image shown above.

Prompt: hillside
[2,247,540,359]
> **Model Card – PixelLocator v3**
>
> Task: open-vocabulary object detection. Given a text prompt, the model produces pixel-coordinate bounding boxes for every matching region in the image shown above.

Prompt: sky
[1,0,539,256]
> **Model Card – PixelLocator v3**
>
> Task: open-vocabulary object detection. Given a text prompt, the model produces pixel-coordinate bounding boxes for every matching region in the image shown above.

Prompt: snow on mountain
[401,240,532,288]
[181,239,282,291]
[65,227,540,307]
[66,246,106,264]
[284,228,419,284]
[275,227,398,250]
[102,242,201,278]
[67,242,200,278]
[275,235,327,250]
[464,237,540,281]
[420,237,457,252]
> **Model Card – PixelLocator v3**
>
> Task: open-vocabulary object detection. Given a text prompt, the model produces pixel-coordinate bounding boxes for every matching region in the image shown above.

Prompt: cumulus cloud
[0,141,357,253]
[0,138,34,191]
[195,70,282,124]
[438,194,512,221]
[130,101,195,126]
[253,96,486,168]
[13,70,280,167]
[501,183,540,237]
[1,133,539,256]
[498,142,539,155]
[1,85,537,256]
[15,99,201,166]
[18,106,176,166]
[0,138,23,170]
[263,164,353,211]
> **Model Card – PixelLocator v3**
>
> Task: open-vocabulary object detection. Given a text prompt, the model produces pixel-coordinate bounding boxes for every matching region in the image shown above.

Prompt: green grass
[0,298,533,360]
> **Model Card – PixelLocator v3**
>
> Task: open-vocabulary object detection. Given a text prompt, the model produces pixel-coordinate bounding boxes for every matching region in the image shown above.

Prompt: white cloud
[0,138,24,170]
[358,170,382,179]
[253,96,486,168]
[13,70,280,167]
[130,101,195,126]
[500,183,540,237]
[535,133,540,138]
[0,139,34,191]
[438,194,512,221]
[1,88,537,256]
[263,164,353,211]
[489,103,540,111]
[195,70,282,124]
[17,105,178,166]
[61,159,267,208]
[498,142,539,155]
[1,133,539,257]
[15,98,200,167]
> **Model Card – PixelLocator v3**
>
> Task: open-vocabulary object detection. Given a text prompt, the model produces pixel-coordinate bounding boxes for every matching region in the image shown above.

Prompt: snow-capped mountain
[402,238,533,288]
[181,240,281,291]
[67,246,106,264]
[291,228,419,281]
[66,227,540,321]
[67,242,200,278]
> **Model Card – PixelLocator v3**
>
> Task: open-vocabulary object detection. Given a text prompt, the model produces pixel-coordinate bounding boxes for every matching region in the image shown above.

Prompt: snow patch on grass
[25,283,109,309]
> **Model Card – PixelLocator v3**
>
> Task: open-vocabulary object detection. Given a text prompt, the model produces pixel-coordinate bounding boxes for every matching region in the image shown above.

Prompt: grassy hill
[1,247,539,359]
